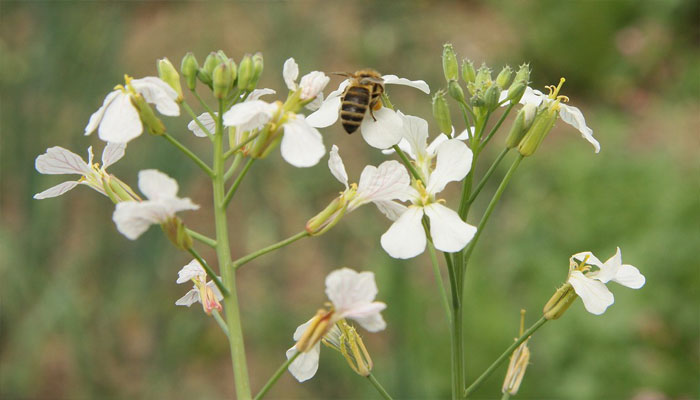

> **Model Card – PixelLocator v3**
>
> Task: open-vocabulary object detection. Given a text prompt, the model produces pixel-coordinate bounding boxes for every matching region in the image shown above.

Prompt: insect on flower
[335,69,385,134]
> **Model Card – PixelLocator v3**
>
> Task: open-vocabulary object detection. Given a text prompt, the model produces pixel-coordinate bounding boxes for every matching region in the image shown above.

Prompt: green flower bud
[161,217,193,251]
[507,81,527,104]
[461,59,476,85]
[237,54,253,91]
[518,105,558,157]
[513,63,531,85]
[442,43,459,82]
[447,80,466,103]
[198,52,219,87]
[432,90,452,135]
[131,94,165,135]
[496,65,513,89]
[213,63,233,99]
[216,50,229,64]
[247,52,264,91]
[505,103,536,148]
[483,84,501,111]
[180,52,199,91]
[474,65,492,88]
[157,57,183,102]
[306,195,349,236]
[543,282,578,320]
[226,59,238,87]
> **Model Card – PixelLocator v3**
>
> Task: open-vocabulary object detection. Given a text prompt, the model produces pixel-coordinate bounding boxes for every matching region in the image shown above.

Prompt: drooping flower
[286,268,386,382]
[306,73,430,149]
[112,169,199,240]
[283,58,330,101]
[85,76,180,143]
[379,113,477,259]
[34,142,127,200]
[175,259,223,315]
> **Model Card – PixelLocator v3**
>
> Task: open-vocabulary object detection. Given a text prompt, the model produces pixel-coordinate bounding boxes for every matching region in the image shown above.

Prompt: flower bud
[215,50,230,64]
[198,52,218,87]
[543,282,578,320]
[248,52,264,91]
[131,94,165,135]
[237,54,253,91]
[196,281,223,315]
[161,217,193,251]
[157,57,183,102]
[461,59,476,85]
[505,103,536,148]
[432,90,452,134]
[306,196,348,236]
[496,65,513,89]
[213,63,233,99]
[507,64,530,103]
[483,84,501,111]
[180,52,199,91]
[518,105,557,157]
[474,65,492,88]
[442,43,459,82]
[513,63,531,84]
[447,80,466,103]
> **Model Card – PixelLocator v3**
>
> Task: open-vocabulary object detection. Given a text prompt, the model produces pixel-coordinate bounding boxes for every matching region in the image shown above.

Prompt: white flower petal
[519,87,546,107]
[98,91,143,143]
[355,160,411,206]
[286,344,321,382]
[571,251,604,270]
[453,126,475,141]
[187,112,216,138]
[305,89,344,128]
[283,58,299,91]
[130,76,180,116]
[85,90,120,136]
[424,203,476,253]
[112,201,170,240]
[205,280,224,301]
[426,139,473,194]
[381,75,430,94]
[328,145,349,188]
[299,71,330,100]
[613,264,646,289]
[138,169,179,201]
[426,133,450,157]
[398,112,429,160]
[360,107,403,149]
[101,142,126,168]
[559,103,600,153]
[350,310,387,333]
[247,88,276,101]
[222,100,276,132]
[176,259,206,283]
[175,289,200,307]
[33,181,81,199]
[162,197,200,214]
[380,206,426,259]
[281,116,325,168]
[374,200,407,221]
[35,146,91,175]
[325,268,379,310]
[569,271,614,315]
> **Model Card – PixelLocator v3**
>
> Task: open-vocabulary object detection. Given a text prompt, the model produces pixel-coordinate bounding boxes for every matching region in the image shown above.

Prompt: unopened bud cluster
[179,50,263,100]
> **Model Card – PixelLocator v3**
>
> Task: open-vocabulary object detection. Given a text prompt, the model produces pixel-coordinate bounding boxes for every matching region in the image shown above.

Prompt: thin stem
[467,148,510,205]
[479,104,514,151]
[224,153,243,182]
[223,131,261,160]
[367,373,393,400]
[254,352,300,400]
[223,158,255,208]
[458,102,475,130]
[427,241,452,324]
[193,89,216,117]
[211,310,230,338]
[162,133,214,178]
[182,100,213,140]
[464,317,547,398]
[233,231,310,270]
[501,392,511,400]
[186,228,217,248]
[452,305,464,400]
[392,145,423,182]
[187,247,229,297]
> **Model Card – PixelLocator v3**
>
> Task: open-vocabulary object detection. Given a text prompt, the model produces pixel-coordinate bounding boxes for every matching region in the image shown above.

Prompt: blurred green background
[1,1,698,399]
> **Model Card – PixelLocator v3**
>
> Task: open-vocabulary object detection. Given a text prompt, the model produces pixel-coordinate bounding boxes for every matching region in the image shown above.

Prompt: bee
[335,69,385,134]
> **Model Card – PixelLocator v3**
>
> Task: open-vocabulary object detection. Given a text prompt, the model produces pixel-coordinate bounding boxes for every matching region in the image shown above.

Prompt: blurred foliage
[1,1,698,399]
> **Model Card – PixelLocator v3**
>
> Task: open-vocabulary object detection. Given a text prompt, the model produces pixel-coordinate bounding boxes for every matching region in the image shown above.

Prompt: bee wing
[359,76,384,85]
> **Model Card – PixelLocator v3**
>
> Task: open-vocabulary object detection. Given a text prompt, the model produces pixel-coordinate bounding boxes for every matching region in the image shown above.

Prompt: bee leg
[369,107,377,122]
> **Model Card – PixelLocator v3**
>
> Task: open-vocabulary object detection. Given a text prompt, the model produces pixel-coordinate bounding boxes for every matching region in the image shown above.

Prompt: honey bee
[335,69,385,134]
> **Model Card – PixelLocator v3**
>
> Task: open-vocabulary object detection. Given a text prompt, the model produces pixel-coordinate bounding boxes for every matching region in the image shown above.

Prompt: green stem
[211,310,230,338]
[224,153,243,182]
[452,305,464,400]
[367,373,393,400]
[186,228,217,248]
[392,145,423,182]
[458,102,475,131]
[233,231,310,270]
[214,99,252,400]
[182,100,214,140]
[162,133,214,178]
[479,104,514,151]
[427,240,452,324]
[223,158,255,208]
[254,352,300,400]
[464,317,547,398]
[501,392,511,400]
[187,247,229,297]
[223,131,262,160]
[193,89,216,117]
[467,148,510,205]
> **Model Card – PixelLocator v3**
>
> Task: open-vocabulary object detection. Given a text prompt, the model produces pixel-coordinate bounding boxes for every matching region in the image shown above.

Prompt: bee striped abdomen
[340,86,370,134]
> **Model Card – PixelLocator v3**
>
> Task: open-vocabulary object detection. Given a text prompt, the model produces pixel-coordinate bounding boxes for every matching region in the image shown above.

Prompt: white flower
[187,112,216,138]
[567,248,645,315]
[306,74,430,149]
[283,58,329,101]
[379,114,477,259]
[112,169,199,240]
[85,77,179,143]
[286,268,386,382]
[175,259,223,315]
[34,142,126,199]
[222,99,279,133]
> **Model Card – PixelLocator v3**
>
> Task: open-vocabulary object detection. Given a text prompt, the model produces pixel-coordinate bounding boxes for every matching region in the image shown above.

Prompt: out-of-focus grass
[1,1,698,399]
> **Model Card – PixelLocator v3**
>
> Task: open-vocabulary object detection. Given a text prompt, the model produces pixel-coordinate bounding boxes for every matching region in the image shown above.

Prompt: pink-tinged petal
[382,74,430,94]
[85,90,120,135]
[138,169,179,201]
[101,142,126,168]
[397,111,429,159]
[305,82,347,128]
[176,259,206,283]
[112,201,169,240]
[424,203,476,253]
[281,116,325,168]
[380,206,426,259]
[613,264,646,289]
[33,181,81,199]
[131,77,180,116]
[175,289,200,307]
[328,145,349,188]
[360,107,403,149]
[355,160,411,206]
[286,343,321,382]
[299,71,330,100]
[98,92,143,143]
[283,58,299,90]
[373,200,408,221]
[187,112,216,138]
[325,268,379,310]
[205,280,224,301]
[426,140,473,194]
[568,271,614,315]
[247,88,276,101]
[35,146,91,175]
[559,103,600,153]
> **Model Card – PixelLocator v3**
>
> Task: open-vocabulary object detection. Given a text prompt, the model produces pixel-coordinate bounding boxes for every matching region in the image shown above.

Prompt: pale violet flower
[112,169,199,240]
[286,268,386,382]
[567,248,645,315]
[34,142,126,199]
[306,74,430,149]
[283,58,330,101]
[175,259,223,315]
[380,114,477,259]
[85,76,180,143]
